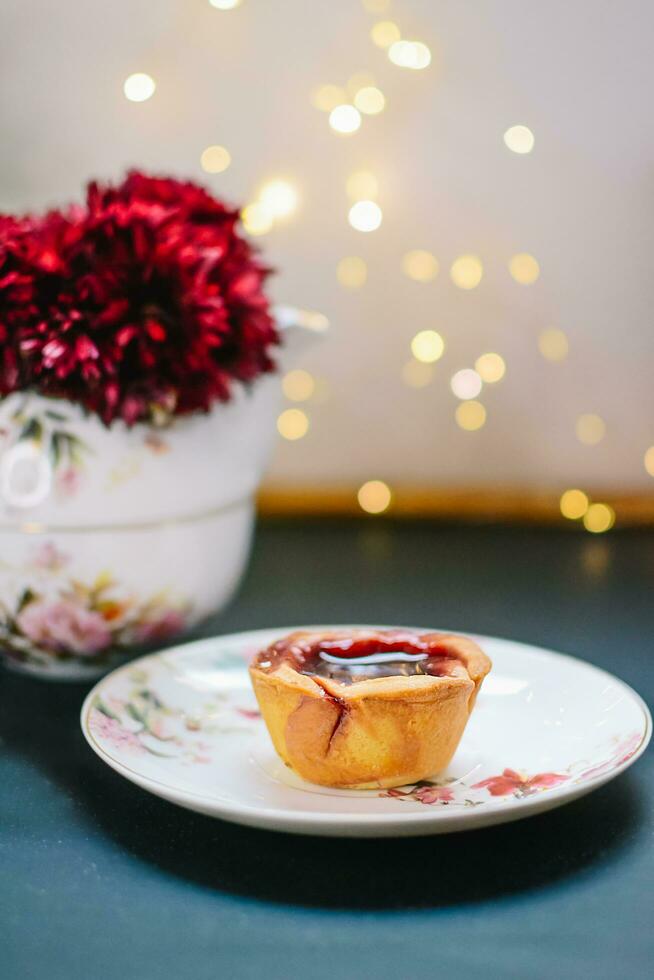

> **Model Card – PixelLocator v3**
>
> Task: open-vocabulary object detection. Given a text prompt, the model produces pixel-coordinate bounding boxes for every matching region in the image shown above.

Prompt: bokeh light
[358,480,392,514]
[200,145,231,174]
[312,84,347,112]
[346,72,376,97]
[456,401,487,431]
[354,86,386,115]
[450,369,483,400]
[560,489,589,520]
[282,370,315,402]
[209,0,241,8]
[388,41,432,69]
[258,179,298,218]
[362,0,390,12]
[277,408,309,441]
[475,353,506,383]
[241,202,273,236]
[576,413,606,446]
[371,21,401,48]
[337,256,368,289]
[450,255,483,289]
[346,170,379,201]
[583,503,615,534]
[411,330,445,363]
[348,200,382,232]
[402,360,433,388]
[123,73,156,102]
[509,253,540,284]
[503,125,535,154]
[644,446,654,477]
[539,328,569,362]
[402,250,439,282]
[329,104,362,134]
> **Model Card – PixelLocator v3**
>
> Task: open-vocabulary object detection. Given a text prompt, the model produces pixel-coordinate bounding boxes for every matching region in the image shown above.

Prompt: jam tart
[249,628,492,789]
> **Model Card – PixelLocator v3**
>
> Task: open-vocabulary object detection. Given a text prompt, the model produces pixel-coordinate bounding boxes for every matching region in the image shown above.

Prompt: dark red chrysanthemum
[0,171,277,425]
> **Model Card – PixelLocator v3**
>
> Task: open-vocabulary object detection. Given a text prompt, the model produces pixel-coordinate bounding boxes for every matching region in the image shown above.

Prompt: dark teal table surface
[2,520,653,980]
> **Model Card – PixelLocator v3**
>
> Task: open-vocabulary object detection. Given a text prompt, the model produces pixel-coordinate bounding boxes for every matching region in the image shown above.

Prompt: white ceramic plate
[81,626,651,837]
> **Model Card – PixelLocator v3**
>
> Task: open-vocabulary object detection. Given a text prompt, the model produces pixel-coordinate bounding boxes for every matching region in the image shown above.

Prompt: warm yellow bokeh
[475,353,506,383]
[388,40,431,69]
[402,360,433,388]
[209,0,241,8]
[362,0,390,13]
[358,480,392,514]
[282,370,315,402]
[277,408,309,441]
[258,179,298,218]
[509,253,540,284]
[200,145,231,174]
[539,329,569,362]
[560,489,589,520]
[456,401,487,431]
[644,447,654,477]
[312,84,347,112]
[354,86,386,115]
[503,125,535,154]
[450,369,483,400]
[123,73,156,102]
[348,200,382,232]
[576,414,606,446]
[337,256,368,289]
[410,330,445,363]
[346,72,376,97]
[402,250,439,282]
[450,255,483,289]
[583,503,615,534]
[371,21,401,48]
[241,202,274,236]
[329,104,362,134]
[346,171,379,201]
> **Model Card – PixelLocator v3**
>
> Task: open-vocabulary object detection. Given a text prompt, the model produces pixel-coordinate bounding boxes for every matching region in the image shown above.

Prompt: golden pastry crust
[249,629,492,789]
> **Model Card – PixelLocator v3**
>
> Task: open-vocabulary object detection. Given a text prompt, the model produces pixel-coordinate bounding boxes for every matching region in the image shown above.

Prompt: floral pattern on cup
[0,564,190,669]
[0,400,91,504]
[89,668,259,764]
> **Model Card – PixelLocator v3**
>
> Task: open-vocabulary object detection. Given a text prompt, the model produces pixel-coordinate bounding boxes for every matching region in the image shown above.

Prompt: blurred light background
[2,0,653,523]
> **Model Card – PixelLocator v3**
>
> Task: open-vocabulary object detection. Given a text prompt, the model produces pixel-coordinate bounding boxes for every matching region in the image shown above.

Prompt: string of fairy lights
[119,0,649,532]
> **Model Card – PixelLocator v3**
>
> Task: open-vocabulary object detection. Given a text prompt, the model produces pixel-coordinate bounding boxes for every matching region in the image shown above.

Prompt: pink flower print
[236,707,261,720]
[473,768,569,798]
[17,599,112,655]
[613,732,643,766]
[32,541,70,572]
[133,609,186,644]
[578,732,643,782]
[384,784,455,805]
[89,708,144,753]
[55,465,81,497]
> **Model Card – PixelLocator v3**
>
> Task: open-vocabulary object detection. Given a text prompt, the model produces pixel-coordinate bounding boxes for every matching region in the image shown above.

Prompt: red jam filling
[254,630,460,685]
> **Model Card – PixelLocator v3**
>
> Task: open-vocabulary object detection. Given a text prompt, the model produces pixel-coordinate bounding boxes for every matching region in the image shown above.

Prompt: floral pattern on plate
[89,664,259,764]
[379,731,643,807]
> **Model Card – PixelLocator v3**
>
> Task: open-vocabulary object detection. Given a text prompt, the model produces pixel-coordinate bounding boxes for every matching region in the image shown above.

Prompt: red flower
[473,768,569,797]
[0,172,277,425]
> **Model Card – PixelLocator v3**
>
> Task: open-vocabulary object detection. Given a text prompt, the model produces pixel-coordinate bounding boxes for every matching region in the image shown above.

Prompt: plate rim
[80,625,652,834]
